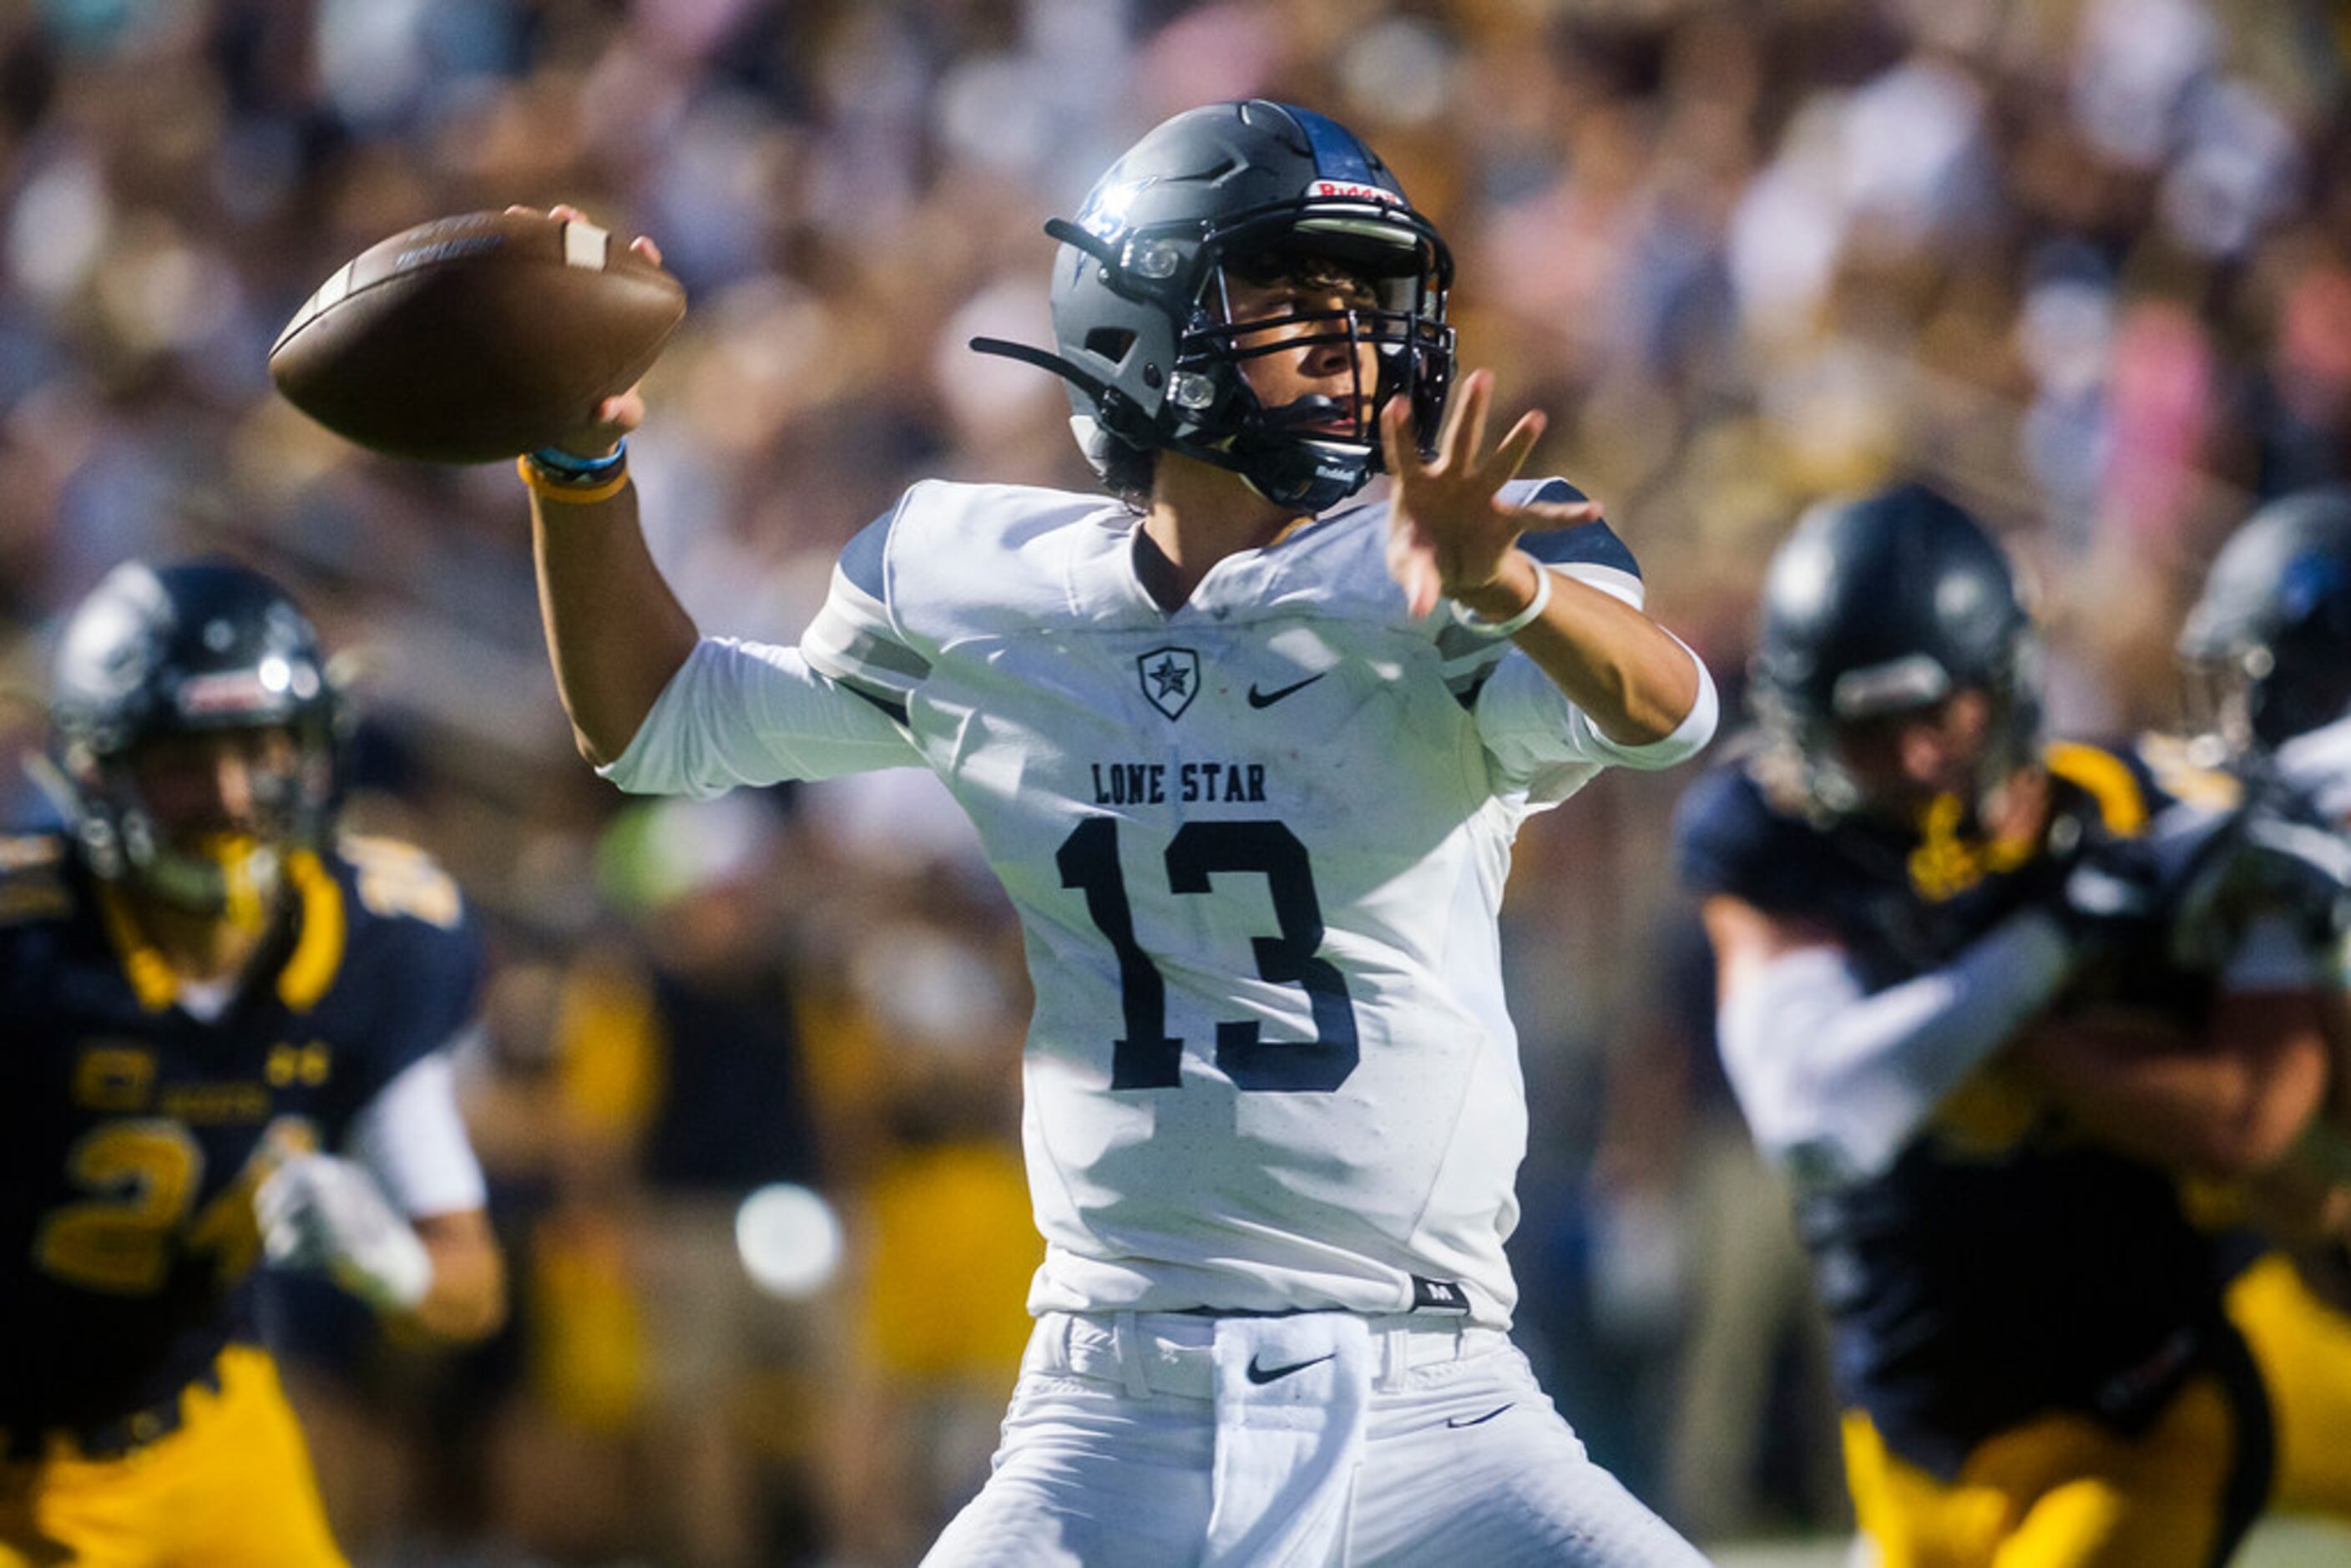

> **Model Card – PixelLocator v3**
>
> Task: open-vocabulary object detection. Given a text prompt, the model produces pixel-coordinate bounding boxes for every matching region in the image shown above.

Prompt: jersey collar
[94,848,346,1015]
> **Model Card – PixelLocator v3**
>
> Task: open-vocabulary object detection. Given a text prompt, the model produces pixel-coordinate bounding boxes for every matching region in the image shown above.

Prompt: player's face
[1221,272,1383,436]
[129,726,302,847]
[1832,690,1996,817]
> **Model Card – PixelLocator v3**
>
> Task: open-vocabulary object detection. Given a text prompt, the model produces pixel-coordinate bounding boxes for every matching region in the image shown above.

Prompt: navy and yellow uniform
[0,828,481,1568]
[1673,739,2273,1568]
[2207,730,2351,1524]
[2177,485,2351,1528]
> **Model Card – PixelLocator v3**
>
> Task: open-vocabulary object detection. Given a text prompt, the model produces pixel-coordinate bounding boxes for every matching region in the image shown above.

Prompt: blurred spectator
[1628,906,1844,1544]
[542,792,840,1567]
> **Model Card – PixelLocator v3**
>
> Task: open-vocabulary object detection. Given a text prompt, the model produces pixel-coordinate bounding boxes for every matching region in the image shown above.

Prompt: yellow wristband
[517,455,630,505]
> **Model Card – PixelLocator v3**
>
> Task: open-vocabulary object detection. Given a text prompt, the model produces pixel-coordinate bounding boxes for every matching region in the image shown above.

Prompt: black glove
[2234,803,2351,948]
[2051,802,2249,977]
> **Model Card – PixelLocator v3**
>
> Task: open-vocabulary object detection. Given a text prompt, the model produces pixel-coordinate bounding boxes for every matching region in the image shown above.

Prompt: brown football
[270,210,685,463]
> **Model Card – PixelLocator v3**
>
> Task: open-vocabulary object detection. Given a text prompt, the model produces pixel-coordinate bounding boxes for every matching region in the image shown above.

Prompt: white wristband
[1449,560,1554,637]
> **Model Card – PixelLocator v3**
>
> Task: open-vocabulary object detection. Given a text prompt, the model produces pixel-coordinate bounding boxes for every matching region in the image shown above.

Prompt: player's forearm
[402,1209,508,1342]
[528,478,700,766]
[2015,991,2331,1176]
[1460,555,1700,744]
[1714,905,2077,1184]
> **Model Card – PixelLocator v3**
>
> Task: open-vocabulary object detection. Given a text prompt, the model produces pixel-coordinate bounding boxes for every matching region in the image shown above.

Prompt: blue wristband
[525,440,627,484]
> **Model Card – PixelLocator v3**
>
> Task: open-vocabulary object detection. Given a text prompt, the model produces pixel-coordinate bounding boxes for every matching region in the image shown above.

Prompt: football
[269,209,685,464]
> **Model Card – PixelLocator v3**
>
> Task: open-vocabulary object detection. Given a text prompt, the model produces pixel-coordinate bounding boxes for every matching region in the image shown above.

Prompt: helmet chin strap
[1222,429,1375,515]
[133,832,282,930]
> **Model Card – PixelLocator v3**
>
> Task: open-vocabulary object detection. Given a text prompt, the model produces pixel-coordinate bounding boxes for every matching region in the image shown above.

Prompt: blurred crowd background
[2,0,2348,1563]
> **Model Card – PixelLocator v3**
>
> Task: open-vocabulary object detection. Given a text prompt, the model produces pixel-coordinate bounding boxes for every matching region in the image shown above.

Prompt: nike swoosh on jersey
[1444,1404,1514,1428]
[1246,673,1327,708]
[1245,1350,1337,1384]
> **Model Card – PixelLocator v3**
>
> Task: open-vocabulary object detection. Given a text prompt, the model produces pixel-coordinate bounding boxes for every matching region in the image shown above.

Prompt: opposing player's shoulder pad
[0,831,74,926]
[2126,731,2242,813]
[326,835,485,1084]
[335,834,470,933]
[1671,757,1819,912]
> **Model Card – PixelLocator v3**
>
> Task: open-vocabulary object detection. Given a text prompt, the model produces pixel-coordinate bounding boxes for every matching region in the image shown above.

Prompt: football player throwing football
[517,100,1716,1565]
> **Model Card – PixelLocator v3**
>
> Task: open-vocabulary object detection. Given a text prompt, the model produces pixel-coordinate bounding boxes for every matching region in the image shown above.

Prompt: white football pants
[923,1309,1711,1566]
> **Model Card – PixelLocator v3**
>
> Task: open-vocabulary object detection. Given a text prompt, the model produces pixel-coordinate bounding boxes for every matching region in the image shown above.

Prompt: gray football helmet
[973,99,1454,515]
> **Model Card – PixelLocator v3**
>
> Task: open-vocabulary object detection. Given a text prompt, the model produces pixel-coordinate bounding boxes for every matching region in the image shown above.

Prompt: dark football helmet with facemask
[2179,485,2351,761]
[1750,482,2043,820]
[972,99,1455,516]
[38,559,340,919]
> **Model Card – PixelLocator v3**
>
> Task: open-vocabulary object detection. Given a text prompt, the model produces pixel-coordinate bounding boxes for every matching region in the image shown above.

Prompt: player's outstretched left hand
[1379,368,1600,619]
[257,1152,433,1313]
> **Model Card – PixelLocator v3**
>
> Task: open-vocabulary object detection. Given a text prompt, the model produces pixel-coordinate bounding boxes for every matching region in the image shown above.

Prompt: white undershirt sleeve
[345,1043,489,1220]
[1717,908,2076,1189]
[599,635,924,797]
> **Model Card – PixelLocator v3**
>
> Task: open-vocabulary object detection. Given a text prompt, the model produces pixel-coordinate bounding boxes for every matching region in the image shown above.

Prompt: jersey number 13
[1058,817,1359,1092]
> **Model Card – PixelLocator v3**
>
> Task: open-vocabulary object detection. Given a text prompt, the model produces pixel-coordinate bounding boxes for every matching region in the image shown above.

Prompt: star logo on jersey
[1137,646,1201,720]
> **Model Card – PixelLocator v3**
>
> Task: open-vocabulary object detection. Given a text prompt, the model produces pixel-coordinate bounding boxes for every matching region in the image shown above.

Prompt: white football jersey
[604,477,1714,1327]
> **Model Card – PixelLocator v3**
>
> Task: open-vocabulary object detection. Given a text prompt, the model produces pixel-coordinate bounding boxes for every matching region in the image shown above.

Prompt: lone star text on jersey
[1091,759,1270,805]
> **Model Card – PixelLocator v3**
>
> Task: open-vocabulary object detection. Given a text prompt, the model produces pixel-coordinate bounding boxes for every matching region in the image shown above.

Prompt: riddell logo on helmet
[175,671,277,717]
[1304,180,1398,205]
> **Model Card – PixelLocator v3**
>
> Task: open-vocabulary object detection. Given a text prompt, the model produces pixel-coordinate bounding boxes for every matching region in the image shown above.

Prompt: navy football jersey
[1673,738,2234,1477]
[0,830,483,1437]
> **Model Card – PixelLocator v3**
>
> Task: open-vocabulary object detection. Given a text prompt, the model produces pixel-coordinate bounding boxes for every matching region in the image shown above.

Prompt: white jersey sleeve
[801,502,928,721]
[599,635,924,798]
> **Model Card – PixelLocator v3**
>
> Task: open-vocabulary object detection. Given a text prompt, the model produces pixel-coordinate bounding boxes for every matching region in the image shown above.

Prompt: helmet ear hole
[1084,327,1135,362]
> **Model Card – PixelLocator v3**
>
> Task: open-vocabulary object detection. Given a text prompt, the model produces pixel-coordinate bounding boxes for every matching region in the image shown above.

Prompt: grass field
[1709,1515,2351,1566]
